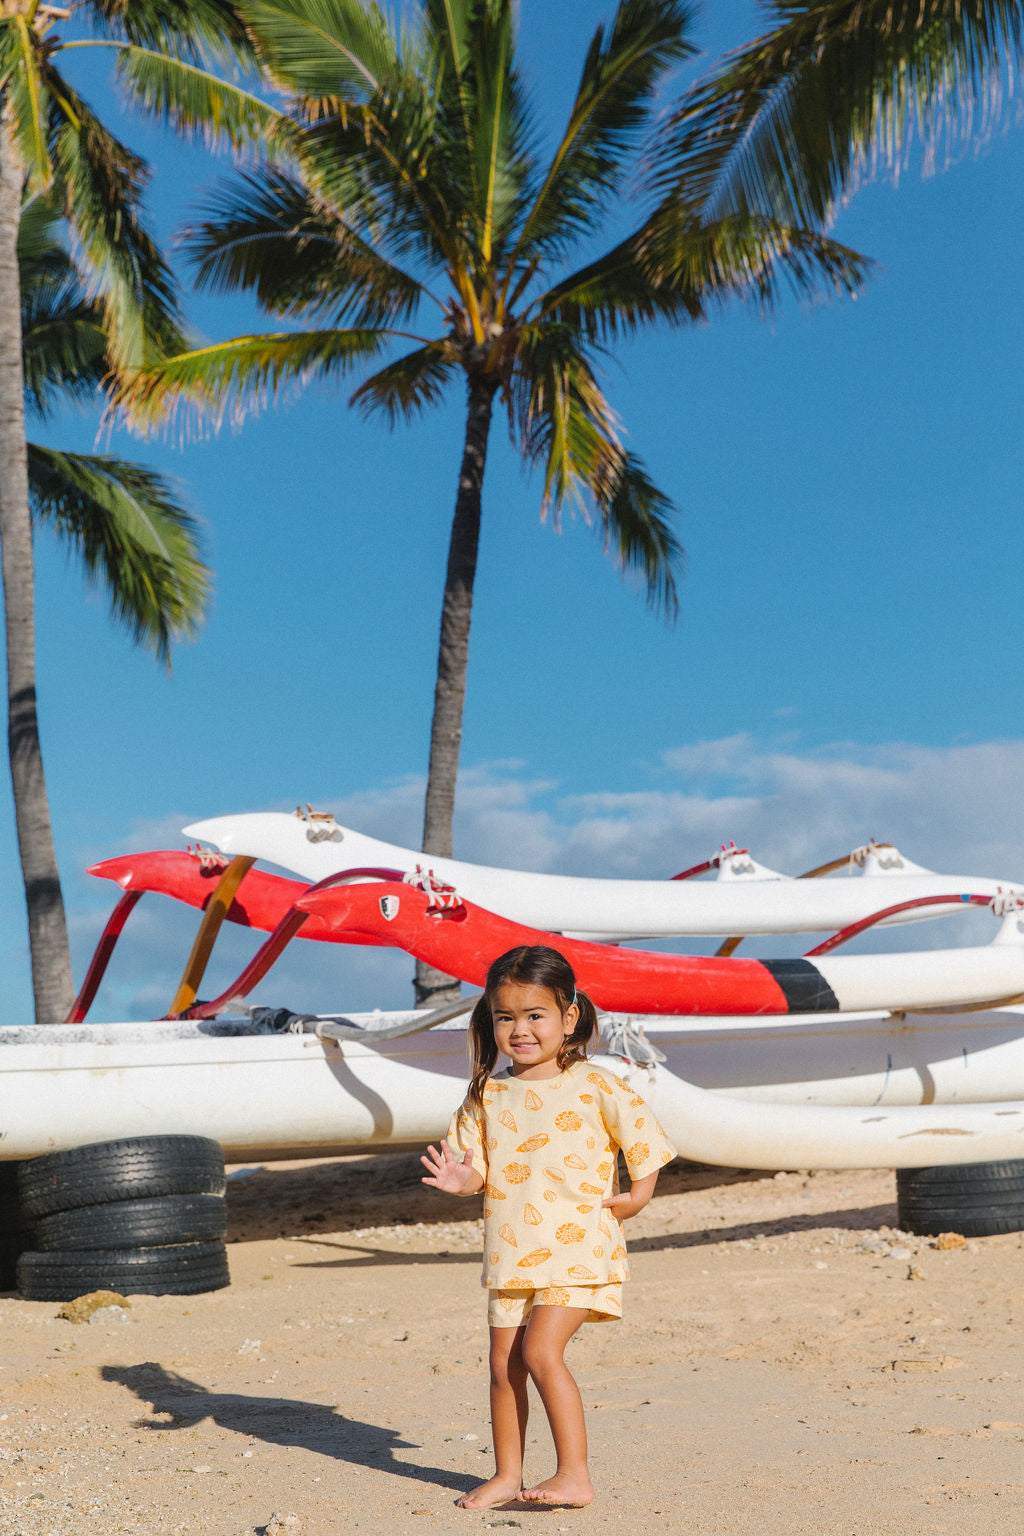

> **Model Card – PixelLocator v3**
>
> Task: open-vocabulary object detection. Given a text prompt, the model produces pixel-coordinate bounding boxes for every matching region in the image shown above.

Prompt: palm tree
[112,0,871,1005]
[656,0,1024,230]
[0,1,270,1020]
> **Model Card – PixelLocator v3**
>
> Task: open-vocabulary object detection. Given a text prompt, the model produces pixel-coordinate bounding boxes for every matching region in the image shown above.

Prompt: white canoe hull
[5,1006,1024,1166]
[184,811,1024,939]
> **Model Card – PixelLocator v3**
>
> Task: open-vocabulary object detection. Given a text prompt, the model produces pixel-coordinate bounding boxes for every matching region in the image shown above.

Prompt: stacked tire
[0,1162,25,1292]
[897,1158,1024,1238]
[15,1136,230,1302]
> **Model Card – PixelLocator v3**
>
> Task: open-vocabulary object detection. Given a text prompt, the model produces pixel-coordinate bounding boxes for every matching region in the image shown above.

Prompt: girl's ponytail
[467,992,499,1110]
[556,989,598,1071]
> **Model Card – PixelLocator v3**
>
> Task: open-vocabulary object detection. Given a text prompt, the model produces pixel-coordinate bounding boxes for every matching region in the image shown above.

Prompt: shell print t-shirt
[446,1059,676,1290]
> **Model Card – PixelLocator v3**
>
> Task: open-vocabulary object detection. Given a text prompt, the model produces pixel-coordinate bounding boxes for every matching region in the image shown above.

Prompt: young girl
[421,944,675,1511]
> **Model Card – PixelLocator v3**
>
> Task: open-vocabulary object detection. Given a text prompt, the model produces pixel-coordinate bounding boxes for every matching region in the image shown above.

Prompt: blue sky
[3,2,1023,1020]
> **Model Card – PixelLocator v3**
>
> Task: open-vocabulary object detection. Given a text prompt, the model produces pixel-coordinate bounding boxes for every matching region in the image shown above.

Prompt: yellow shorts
[488,1282,622,1327]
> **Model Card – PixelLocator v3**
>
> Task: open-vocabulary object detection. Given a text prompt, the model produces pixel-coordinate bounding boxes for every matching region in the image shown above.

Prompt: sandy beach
[1,1150,1022,1536]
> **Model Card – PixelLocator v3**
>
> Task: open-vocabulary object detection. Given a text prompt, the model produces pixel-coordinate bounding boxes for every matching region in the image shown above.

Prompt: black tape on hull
[762,958,840,1013]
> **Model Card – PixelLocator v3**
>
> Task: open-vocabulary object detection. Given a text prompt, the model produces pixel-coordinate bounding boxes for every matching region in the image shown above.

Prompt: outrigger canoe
[184,809,1024,940]
[5,1012,1024,1167]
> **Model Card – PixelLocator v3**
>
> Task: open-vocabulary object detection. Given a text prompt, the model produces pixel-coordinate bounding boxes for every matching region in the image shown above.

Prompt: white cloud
[69,734,1024,1020]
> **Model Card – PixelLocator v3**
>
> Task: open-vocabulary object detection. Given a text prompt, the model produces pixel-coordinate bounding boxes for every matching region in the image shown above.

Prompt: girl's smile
[491,982,579,1079]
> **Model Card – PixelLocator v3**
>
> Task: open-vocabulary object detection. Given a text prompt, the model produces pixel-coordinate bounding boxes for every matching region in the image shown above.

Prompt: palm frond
[17,188,71,281]
[47,72,186,368]
[18,190,107,418]
[462,0,535,264]
[110,326,387,435]
[22,290,106,417]
[0,17,52,189]
[600,452,681,616]
[654,0,1024,228]
[86,0,255,68]
[349,342,455,424]
[531,229,706,341]
[27,444,209,664]
[295,101,459,274]
[114,45,290,153]
[185,167,426,326]
[507,323,680,614]
[243,0,401,99]
[509,0,698,268]
[638,204,872,310]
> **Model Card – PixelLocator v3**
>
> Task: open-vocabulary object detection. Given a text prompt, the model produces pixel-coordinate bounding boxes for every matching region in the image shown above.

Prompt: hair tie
[571,987,578,1007]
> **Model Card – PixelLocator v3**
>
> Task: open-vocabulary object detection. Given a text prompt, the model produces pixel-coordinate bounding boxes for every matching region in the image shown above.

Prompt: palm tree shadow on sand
[101,1364,476,1496]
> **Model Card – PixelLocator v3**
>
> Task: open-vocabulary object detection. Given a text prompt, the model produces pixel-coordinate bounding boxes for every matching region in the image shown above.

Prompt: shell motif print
[499,1110,518,1133]
[485,1183,506,1200]
[503,1162,530,1184]
[626,1143,650,1167]
[524,1203,543,1225]
[563,1153,587,1170]
[555,1223,586,1244]
[517,1247,553,1268]
[499,1223,518,1246]
[568,1264,597,1282]
[587,1072,612,1093]
[524,1089,544,1111]
[517,1133,550,1152]
[555,1111,583,1133]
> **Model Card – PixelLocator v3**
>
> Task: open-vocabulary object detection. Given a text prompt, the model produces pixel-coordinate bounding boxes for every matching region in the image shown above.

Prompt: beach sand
[1,1150,1022,1536]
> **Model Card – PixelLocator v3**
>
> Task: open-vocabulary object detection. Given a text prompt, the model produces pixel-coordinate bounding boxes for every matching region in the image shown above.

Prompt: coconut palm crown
[0,0,265,1020]
[114,0,872,1004]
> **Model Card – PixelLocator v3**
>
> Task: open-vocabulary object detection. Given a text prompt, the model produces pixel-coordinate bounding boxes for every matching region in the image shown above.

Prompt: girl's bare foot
[455,1475,523,1510]
[519,1471,594,1507]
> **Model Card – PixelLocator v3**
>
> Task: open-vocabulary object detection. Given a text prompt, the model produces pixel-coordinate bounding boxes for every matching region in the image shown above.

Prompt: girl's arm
[601,1170,659,1221]
[420,1138,485,1196]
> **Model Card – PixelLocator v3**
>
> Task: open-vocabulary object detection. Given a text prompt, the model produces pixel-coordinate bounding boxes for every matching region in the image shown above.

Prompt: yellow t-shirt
[447,1058,676,1290]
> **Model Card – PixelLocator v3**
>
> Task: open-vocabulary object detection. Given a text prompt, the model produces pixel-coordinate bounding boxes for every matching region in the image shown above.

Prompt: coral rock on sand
[57,1290,130,1323]
[261,1516,302,1535]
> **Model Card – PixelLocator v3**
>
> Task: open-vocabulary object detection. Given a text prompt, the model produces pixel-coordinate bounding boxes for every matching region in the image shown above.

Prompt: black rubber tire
[0,1237,21,1292]
[898,1160,1024,1190]
[0,1162,25,1239]
[897,1159,1024,1237]
[17,1137,225,1219]
[16,1240,230,1301]
[899,1187,1024,1213]
[30,1194,227,1252]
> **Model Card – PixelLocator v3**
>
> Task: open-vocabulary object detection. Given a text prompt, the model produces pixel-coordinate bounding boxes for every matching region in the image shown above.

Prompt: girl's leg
[455,1324,528,1510]
[519,1305,593,1506]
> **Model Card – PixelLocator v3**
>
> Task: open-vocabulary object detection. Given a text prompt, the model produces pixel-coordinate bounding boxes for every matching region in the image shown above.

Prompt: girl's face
[490,981,579,1079]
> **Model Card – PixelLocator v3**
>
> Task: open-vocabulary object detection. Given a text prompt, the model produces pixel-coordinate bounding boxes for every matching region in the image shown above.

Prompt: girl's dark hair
[467,945,598,1109]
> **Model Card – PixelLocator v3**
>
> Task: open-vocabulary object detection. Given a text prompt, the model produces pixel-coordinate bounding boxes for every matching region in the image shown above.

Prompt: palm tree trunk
[0,123,74,1023]
[415,372,496,1008]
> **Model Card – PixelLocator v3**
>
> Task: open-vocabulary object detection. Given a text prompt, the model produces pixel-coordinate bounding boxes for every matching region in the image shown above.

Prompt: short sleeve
[600,1072,676,1178]
[446,1094,488,1182]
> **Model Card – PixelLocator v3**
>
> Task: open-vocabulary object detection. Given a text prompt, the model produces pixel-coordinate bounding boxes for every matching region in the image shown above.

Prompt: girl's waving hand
[421,1138,485,1196]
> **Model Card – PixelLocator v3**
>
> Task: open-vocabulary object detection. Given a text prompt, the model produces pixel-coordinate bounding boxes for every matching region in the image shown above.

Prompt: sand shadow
[226,1151,774,1244]
[101,1363,476,1495]
[284,1235,479,1269]
[629,1201,902,1251]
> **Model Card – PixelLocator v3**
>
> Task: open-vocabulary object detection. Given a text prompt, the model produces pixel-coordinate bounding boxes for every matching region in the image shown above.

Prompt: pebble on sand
[57,1290,130,1323]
